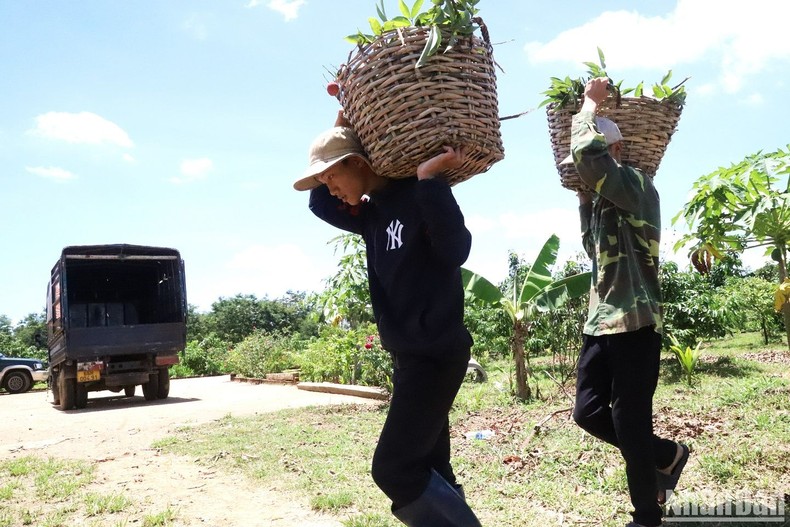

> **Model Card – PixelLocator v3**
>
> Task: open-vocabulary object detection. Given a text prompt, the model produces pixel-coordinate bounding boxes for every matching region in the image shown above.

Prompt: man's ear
[609,141,623,162]
[351,156,367,169]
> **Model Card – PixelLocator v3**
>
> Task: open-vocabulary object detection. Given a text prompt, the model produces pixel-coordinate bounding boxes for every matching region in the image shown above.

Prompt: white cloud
[525,0,790,94]
[695,83,716,97]
[255,0,305,21]
[31,111,133,147]
[188,243,330,310]
[743,93,764,106]
[170,158,213,184]
[467,208,582,246]
[463,207,586,283]
[498,209,582,244]
[464,209,710,284]
[122,153,136,163]
[464,214,496,234]
[183,14,208,40]
[26,166,76,182]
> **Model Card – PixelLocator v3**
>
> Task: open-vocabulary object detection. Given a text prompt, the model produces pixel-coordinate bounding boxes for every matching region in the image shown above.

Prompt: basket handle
[472,17,490,46]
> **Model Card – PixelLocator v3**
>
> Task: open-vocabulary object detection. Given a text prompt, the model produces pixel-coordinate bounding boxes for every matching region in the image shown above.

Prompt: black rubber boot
[392,469,481,526]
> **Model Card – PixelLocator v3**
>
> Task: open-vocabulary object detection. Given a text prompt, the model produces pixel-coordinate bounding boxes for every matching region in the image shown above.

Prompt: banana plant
[462,234,591,401]
[668,334,703,388]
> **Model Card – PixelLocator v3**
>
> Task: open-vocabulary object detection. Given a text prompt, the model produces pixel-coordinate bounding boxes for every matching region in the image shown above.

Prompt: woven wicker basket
[335,24,503,186]
[547,97,683,191]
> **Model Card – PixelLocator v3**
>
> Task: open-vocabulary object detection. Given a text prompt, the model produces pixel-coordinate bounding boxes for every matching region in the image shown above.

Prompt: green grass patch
[0,456,150,526]
[4,332,787,526]
[155,404,389,522]
[142,507,177,526]
[155,332,790,526]
[0,482,18,501]
[83,493,133,516]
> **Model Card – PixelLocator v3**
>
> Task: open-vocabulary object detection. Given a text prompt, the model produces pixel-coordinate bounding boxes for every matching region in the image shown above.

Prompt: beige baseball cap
[293,126,371,191]
[560,116,624,165]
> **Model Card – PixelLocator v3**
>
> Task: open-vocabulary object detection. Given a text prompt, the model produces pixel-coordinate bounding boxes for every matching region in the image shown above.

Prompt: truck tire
[157,367,170,399]
[51,375,61,406]
[59,369,75,411]
[3,371,32,394]
[75,383,88,409]
[124,385,136,397]
[142,373,159,401]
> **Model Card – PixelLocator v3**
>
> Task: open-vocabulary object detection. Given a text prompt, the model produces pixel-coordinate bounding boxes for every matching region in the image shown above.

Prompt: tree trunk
[783,306,790,351]
[512,322,531,401]
[777,252,790,351]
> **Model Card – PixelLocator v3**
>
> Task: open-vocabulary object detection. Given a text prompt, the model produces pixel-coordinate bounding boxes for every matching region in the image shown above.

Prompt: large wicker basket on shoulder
[547,97,683,191]
[335,24,504,186]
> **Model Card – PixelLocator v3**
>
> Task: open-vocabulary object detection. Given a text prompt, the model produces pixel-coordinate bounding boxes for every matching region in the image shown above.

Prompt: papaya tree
[462,234,591,401]
[673,144,790,348]
[317,233,374,328]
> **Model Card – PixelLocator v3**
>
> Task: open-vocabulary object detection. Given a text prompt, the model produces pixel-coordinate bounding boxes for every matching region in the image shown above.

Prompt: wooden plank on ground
[297,382,388,400]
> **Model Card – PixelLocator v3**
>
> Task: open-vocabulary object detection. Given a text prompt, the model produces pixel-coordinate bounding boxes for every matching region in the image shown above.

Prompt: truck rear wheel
[157,367,170,399]
[124,385,136,397]
[142,373,159,401]
[51,375,61,406]
[58,369,75,411]
[75,383,88,409]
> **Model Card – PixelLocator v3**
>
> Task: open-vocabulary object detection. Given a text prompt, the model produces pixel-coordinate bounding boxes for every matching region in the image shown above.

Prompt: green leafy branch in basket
[345,0,482,68]
[539,47,689,111]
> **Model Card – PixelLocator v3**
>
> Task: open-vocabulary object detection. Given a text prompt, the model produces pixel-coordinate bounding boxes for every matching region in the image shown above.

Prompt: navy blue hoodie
[309,177,473,358]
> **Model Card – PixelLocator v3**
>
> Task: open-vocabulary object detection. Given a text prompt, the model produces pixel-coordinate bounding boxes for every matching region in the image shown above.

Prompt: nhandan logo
[664,490,787,523]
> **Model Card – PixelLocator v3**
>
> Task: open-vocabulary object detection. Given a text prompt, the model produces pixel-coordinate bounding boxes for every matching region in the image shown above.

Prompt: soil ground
[2,375,379,526]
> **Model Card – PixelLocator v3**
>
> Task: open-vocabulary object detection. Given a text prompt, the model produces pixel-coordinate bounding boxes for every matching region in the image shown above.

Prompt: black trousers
[573,326,677,527]
[371,349,470,509]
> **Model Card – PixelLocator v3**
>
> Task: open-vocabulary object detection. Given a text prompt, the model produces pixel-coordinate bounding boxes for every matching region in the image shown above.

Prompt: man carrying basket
[294,111,482,527]
[566,77,690,527]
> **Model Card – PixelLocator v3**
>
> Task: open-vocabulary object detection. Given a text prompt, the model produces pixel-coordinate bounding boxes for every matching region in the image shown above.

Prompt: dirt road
[2,376,379,526]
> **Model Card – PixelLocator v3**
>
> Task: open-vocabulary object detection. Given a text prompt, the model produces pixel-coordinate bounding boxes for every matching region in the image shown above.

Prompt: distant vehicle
[46,244,187,410]
[0,352,48,394]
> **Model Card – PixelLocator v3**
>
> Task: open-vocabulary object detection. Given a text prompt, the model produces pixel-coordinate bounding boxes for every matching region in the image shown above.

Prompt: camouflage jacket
[570,111,663,335]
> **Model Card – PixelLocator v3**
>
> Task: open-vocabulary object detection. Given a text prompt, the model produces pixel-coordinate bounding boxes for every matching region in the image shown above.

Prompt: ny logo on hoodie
[386,219,404,250]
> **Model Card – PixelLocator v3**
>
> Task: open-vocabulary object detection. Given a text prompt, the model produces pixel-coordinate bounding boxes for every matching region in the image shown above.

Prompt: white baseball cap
[560,116,624,165]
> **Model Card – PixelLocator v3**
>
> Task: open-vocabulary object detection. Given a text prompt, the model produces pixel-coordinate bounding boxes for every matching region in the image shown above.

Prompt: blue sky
[2,0,789,324]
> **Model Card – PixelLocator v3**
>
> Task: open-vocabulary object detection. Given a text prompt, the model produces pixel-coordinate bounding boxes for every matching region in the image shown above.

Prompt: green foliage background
[1,235,785,393]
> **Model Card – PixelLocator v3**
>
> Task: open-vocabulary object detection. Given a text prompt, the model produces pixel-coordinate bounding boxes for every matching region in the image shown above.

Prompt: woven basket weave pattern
[336,27,504,186]
[547,97,683,191]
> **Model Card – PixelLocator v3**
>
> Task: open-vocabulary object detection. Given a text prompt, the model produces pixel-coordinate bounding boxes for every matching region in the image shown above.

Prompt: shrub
[464,300,510,362]
[660,261,741,348]
[723,276,784,344]
[174,334,230,377]
[528,299,586,383]
[226,331,302,379]
[298,324,392,390]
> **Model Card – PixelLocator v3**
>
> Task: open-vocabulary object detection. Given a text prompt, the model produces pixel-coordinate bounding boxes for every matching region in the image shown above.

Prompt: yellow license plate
[77,370,100,382]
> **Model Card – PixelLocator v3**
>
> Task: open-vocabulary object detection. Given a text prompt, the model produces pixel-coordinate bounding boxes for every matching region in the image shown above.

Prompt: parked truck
[46,244,186,410]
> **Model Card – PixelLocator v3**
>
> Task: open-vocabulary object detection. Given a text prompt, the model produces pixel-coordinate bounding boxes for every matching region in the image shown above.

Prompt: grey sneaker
[657,442,690,504]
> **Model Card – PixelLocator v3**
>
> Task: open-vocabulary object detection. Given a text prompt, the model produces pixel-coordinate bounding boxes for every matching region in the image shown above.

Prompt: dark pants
[573,326,677,527]
[371,349,470,509]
